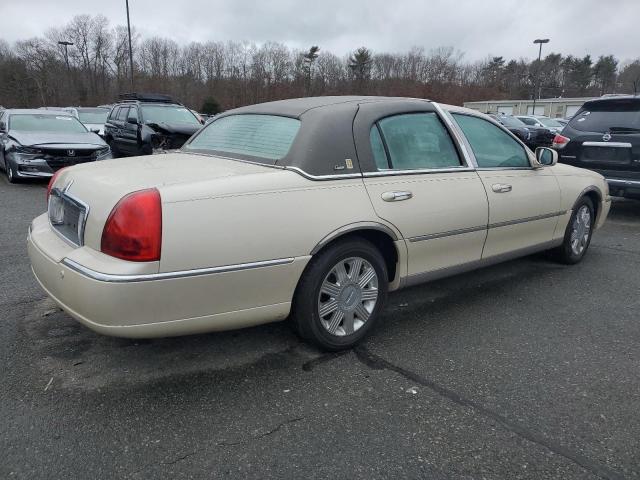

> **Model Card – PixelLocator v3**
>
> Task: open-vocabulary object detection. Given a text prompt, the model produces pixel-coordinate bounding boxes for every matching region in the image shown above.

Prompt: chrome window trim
[362,166,474,178]
[48,181,90,248]
[283,166,362,180]
[432,102,477,168]
[61,257,295,283]
[582,141,632,148]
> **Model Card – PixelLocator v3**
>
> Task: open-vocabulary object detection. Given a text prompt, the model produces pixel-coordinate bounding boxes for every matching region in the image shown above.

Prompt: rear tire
[290,238,388,351]
[552,196,595,264]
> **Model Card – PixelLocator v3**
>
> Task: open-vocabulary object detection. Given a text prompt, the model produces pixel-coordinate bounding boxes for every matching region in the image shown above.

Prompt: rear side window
[453,114,530,168]
[185,114,301,163]
[375,113,461,170]
[568,101,640,132]
[370,126,390,169]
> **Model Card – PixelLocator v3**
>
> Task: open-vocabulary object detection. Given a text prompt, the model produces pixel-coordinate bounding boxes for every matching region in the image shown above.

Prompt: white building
[463,97,598,118]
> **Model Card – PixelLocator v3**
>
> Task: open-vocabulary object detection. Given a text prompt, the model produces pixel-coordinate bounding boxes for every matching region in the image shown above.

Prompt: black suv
[556,96,640,199]
[488,113,555,150]
[104,93,203,157]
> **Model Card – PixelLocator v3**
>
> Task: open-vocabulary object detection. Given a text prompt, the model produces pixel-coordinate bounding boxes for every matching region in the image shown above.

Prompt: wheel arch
[577,186,602,224]
[309,222,402,285]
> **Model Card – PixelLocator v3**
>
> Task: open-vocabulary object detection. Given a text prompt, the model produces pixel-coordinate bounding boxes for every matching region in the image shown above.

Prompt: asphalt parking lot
[1,177,639,479]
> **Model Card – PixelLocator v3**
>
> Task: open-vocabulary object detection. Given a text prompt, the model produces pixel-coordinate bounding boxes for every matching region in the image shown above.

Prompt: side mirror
[90,128,100,134]
[127,117,138,125]
[535,147,558,167]
[0,121,6,132]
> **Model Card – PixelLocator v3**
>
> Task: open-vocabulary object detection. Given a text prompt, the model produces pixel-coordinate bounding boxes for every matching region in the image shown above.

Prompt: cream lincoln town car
[28,96,611,350]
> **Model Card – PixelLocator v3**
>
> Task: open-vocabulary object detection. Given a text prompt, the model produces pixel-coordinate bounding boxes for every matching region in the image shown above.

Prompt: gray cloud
[1,0,639,62]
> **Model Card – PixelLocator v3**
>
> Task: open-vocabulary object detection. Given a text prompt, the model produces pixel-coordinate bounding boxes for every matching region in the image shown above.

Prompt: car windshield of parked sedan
[9,114,88,133]
[498,115,527,128]
[184,114,301,163]
[536,117,563,128]
[141,105,201,125]
[77,109,109,124]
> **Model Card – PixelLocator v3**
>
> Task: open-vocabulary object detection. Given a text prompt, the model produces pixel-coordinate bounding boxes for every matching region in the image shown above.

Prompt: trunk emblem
[602,133,611,142]
[67,149,76,156]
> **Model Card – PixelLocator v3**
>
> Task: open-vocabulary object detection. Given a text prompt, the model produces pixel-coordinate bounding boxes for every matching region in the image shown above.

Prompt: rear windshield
[141,105,200,125]
[78,109,109,124]
[184,114,301,163]
[569,101,640,132]
[9,114,88,133]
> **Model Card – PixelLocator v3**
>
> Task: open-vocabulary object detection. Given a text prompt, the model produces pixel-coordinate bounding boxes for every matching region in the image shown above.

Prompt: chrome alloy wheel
[317,256,379,336]
[570,205,592,256]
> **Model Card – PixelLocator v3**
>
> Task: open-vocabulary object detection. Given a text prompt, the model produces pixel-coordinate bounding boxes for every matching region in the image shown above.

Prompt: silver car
[0,109,111,183]
[61,107,111,137]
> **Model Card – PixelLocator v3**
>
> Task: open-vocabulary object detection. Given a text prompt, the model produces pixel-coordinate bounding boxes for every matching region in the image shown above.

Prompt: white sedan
[28,96,610,350]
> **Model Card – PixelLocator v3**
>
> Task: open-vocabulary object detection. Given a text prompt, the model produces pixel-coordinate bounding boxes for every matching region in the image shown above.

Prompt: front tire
[291,238,388,351]
[5,160,19,184]
[553,196,595,264]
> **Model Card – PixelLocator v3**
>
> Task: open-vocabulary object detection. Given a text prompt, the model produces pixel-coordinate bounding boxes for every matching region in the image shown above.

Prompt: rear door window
[374,113,461,170]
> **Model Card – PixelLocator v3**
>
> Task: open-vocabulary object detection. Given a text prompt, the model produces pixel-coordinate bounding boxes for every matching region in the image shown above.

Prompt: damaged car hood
[144,122,202,136]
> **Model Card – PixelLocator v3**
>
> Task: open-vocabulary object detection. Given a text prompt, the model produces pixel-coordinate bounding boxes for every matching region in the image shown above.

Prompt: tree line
[1,14,639,113]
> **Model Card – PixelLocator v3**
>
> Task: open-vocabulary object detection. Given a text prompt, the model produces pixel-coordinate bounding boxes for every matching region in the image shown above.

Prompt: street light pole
[58,41,73,71]
[126,0,135,91]
[532,38,549,116]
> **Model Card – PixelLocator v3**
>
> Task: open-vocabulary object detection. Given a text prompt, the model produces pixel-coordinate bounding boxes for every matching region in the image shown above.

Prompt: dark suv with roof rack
[104,93,204,157]
[554,96,640,199]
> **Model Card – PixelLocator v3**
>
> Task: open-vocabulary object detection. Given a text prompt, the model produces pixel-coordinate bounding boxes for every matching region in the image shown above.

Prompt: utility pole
[532,38,549,116]
[58,41,73,71]
[126,0,135,91]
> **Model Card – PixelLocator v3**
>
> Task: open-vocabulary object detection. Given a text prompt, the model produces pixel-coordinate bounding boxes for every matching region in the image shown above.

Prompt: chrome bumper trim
[61,257,295,283]
[582,141,632,148]
[607,178,640,187]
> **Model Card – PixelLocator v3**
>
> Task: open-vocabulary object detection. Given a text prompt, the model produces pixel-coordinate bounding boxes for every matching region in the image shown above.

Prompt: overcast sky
[1,0,639,63]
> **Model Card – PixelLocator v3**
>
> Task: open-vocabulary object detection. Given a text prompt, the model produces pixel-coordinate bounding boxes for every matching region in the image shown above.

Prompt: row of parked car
[487,96,640,199]
[1,94,639,200]
[0,94,208,183]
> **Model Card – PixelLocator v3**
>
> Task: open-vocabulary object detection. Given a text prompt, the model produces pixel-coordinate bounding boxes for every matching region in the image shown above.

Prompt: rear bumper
[28,217,308,338]
[606,177,640,199]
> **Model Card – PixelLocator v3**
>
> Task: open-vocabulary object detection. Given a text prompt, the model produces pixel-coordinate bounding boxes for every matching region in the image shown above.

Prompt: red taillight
[46,169,66,202]
[101,188,162,262]
[552,134,570,149]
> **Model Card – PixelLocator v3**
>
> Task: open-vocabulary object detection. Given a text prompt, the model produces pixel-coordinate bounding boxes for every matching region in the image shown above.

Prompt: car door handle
[381,191,413,202]
[492,183,512,193]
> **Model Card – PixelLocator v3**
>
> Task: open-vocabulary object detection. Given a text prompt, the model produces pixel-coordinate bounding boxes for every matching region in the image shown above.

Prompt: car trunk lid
[49,152,280,251]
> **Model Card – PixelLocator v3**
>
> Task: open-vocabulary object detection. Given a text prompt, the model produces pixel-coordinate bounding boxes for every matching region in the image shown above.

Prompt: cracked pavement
[1,178,639,479]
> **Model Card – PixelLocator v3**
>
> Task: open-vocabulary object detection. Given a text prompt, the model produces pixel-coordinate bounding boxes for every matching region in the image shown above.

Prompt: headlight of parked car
[14,145,42,155]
